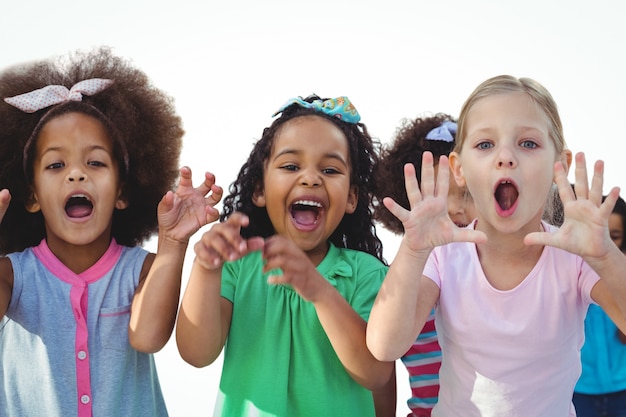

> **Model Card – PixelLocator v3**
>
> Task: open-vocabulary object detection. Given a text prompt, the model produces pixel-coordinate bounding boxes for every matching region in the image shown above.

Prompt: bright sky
[2,1,625,415]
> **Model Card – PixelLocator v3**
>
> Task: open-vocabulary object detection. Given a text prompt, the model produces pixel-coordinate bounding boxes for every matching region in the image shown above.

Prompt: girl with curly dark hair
[177,95,395,417]
[374,113,475,235]
[0,47,222,416]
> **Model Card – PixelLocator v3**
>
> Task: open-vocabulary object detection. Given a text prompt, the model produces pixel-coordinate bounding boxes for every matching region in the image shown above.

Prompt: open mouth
[65,194,94,218]
[290,200,322,226]
[495,180,519,211]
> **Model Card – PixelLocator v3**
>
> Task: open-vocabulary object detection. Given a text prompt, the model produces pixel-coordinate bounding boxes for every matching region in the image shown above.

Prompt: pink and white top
[1,239,168,417]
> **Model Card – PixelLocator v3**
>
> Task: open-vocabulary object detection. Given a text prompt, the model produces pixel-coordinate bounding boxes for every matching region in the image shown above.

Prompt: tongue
[293,209,317,226]
[496,183,518,211]
[66,205,92,218]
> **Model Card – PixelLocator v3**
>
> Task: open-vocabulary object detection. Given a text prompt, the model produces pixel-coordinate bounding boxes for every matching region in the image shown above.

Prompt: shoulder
[119,244,150,265]
[332,246,388,272]
[430,241,476,265]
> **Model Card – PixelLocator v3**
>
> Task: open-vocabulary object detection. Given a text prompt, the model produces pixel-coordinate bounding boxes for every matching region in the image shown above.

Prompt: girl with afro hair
[176,95,396,417]
[0,47,223,416]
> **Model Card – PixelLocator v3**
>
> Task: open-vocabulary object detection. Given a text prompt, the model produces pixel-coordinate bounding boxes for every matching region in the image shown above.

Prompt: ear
[115,186,128,210]
[252,183,266,207]
[25,191,40,213]
[448,151,466,188]
[115,195,128,210]
[560,149,573,174]
[345,185,358,214]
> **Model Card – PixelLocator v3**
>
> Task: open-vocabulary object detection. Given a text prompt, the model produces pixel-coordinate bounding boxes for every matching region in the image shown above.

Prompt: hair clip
[272,96,361,124]
[4,78,114,113]
[425,120,457,142]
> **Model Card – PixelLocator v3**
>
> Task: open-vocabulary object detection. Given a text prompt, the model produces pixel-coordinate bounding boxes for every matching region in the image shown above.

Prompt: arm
[591,279,626,336]
[176,257,233,367]
[367,155,486,361]
[0,189,13,319]
[176,213,264,367]
[129,167,223,353]
[526,153,626,323]
[372,366,396,417]
[0,258,13,320]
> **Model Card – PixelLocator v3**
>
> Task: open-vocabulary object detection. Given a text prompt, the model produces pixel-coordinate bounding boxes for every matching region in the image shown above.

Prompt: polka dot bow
[273,96,361,124]
[4,78,114,113]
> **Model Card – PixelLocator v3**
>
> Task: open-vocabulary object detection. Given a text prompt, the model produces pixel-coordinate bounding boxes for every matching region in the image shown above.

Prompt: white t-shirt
[424,222,599,417]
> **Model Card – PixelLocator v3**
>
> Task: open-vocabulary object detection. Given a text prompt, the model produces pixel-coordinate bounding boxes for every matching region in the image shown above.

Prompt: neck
[44,234,113,274]
[474,216,545,258]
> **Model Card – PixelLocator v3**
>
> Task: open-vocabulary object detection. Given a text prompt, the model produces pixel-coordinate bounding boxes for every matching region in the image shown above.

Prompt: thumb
[0,189,12,222]
[524,231,554,247]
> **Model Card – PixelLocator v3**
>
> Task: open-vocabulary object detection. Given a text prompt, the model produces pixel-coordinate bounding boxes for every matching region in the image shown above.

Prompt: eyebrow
[273,148,349,167]
[469,125,547,136]
[40,144,112,156]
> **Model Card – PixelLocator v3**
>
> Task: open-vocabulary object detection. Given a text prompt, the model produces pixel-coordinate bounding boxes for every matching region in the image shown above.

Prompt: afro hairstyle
[0,46,184,254]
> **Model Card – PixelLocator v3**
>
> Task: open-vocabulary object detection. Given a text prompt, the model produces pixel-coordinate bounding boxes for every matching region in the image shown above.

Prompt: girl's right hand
[193,212,265,271]
[385,152,486,255]
[0,189,11,224]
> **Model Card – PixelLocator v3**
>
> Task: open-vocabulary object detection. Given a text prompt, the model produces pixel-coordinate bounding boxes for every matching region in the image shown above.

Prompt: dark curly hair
[0,47,183,254]
[373,113,457,235]
[220,95,385,264]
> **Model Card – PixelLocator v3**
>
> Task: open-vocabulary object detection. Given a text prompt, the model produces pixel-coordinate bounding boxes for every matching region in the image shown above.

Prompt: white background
[2,1,625,415]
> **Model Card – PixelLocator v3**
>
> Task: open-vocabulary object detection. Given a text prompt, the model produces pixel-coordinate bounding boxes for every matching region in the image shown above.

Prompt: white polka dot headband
[4,78,114,113]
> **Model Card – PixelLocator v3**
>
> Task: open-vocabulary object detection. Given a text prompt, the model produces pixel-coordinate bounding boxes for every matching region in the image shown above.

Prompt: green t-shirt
[215,243,388,417]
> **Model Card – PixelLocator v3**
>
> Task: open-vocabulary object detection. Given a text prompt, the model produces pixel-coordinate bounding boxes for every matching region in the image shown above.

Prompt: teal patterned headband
[272,96,361,124]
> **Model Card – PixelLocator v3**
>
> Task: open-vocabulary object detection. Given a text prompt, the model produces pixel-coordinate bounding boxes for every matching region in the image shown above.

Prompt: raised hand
[157,167,223,243]
[525,152,620,261]
[193,212,265,271]
[0,189,11,224]
[386,152,486,255]
[262,235,325,302]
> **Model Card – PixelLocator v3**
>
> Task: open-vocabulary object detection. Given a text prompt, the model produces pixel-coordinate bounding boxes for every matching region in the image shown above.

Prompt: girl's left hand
[261,235,326,302]
[525,152,620,261]
[157,166,223,243]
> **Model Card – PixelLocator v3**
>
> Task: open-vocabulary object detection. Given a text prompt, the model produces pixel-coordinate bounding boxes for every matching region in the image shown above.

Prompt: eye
[322,167,340,175]
[45,162,64,170]
[520,140,538,149]
[87,160,106,167]
[476,141,493,150]
[280,164,298,171]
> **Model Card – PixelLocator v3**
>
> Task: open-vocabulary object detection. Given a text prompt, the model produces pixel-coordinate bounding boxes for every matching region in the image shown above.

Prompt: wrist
[398,237,432,264]
[158,232,190,251]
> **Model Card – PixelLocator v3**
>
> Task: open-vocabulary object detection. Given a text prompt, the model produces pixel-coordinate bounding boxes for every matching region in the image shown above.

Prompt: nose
[300,169,321,187]
[496,146,516,168]
[67,168,86,182]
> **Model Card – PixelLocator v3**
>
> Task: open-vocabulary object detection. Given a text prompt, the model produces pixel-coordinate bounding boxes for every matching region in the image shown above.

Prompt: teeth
[70,194,91,201]
[293,200,322,207]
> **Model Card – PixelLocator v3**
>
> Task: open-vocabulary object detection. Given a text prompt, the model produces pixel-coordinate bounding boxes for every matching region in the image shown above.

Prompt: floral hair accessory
[273,96,361,124]
[4,78,114,113]
[425,120,457,142]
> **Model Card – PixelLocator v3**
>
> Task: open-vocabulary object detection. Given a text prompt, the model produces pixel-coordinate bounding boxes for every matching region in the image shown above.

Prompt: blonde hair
[455,75,565,154]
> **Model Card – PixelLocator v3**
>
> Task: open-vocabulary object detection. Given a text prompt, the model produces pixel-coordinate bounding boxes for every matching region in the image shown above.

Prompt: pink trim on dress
[33,239,123,417]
